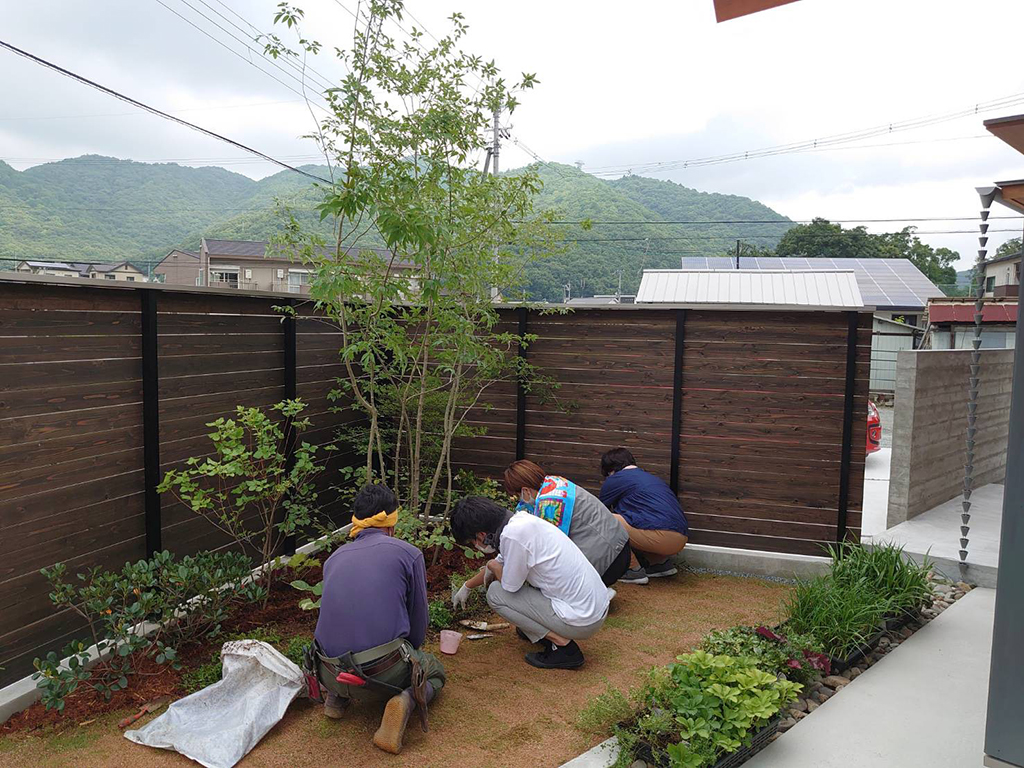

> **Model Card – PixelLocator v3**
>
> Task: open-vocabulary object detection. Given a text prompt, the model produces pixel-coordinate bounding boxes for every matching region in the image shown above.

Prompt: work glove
[483,564,496,588]
[452,583,472,610]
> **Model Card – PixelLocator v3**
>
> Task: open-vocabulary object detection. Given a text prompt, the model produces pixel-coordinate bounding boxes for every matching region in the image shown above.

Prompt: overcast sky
[3,0,1024,268]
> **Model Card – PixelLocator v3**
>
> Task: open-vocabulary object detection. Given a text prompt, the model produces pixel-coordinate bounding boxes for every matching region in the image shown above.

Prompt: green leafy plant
[612,652,801,768]
[291,578,323,611]
[699,626,829,684]
[283,635,313,667]
[158,399,332,603]
[285,551,321,577]
[181,629,307,694]
[428,600,454,630]
[33,551,262,711]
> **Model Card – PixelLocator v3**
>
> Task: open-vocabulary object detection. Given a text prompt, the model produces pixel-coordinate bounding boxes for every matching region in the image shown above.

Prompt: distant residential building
[154,238,410,295]
[924,296,1017,350]
[151,249,199,285]
[14,260,145,282]
[979,250,1021,298]
[564,294,636,306]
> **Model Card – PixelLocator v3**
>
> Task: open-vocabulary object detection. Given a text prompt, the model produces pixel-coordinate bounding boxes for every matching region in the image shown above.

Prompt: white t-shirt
[498,511,612,627]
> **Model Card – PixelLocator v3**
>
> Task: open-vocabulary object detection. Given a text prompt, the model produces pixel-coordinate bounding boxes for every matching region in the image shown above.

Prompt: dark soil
[2,547,476,738]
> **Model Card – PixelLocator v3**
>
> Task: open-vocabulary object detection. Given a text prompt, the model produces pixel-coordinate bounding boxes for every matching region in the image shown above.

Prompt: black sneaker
[525,641,585,670]
[618,566,649,585]
[646,561,678,578]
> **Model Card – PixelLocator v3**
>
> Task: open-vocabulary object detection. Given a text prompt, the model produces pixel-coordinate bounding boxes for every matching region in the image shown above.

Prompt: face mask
[475,543,496,555]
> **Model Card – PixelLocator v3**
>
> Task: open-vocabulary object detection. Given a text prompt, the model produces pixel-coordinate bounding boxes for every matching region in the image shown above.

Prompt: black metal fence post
[515,307,528,461]
[836,311,860,543]
[669,309,686,495]
[282,299,298,554]
[141,289,162,557]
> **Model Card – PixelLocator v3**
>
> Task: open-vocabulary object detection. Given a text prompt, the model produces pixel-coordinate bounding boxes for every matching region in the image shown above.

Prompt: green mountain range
[0,156,791,301]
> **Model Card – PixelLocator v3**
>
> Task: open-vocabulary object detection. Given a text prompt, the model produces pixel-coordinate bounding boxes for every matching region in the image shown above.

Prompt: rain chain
[963,187,998,578]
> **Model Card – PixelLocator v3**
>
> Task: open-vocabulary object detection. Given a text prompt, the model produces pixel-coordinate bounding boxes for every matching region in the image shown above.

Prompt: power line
[540,215,1022,225]
[0,38,333,184]
[0,98,308,121]
[561,228,1023,244]
[195,0,340,93]
[583,90,1024,176]
[151,0,333,114]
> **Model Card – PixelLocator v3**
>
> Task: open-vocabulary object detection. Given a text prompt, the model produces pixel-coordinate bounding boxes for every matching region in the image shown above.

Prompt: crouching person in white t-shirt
[450,497,612,669]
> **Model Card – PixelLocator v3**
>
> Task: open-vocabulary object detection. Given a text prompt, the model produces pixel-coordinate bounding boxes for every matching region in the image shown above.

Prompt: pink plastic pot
[439,630,464,655]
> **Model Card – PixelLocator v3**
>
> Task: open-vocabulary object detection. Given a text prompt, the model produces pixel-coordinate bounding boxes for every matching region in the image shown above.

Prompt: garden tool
[118,695,172,729]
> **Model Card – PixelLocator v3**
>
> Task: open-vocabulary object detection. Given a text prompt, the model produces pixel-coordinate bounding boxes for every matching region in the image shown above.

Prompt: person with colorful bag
[500,459,631,586]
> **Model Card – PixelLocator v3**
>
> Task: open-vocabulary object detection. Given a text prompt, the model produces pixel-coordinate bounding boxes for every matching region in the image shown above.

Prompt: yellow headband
[349,509,399,538]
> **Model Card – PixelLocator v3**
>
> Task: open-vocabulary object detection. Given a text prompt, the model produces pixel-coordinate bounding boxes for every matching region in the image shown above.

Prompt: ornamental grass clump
[605,652,801,768]
[783,575,891,660]
[827,542,932,618]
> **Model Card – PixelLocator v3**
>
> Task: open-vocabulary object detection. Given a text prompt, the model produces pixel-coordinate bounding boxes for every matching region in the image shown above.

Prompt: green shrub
[158,399,332,604]
[699,626,829,684]
[614,652,801,768]
[33,551,263,712]
[784,575,891,659]
[428,600,454,630]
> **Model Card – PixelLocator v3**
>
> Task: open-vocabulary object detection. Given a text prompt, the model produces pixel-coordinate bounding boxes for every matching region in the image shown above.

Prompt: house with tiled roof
[14,259,145,282]
[154,238,409,295]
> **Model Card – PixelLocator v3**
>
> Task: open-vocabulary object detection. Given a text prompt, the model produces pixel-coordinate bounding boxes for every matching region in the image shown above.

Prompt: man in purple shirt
[312,484,445,755]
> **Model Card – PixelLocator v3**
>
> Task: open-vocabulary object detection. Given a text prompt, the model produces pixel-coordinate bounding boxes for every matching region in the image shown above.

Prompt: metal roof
[679,256,939,310]
[636,269,864,309]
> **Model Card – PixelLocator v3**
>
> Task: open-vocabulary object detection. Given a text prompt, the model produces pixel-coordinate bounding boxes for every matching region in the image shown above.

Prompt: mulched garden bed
[1,546,481,738]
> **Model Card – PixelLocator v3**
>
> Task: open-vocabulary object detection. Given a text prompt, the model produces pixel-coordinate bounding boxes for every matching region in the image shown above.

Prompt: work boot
[372,683,435,754]
[372,690,416,754]
[525,640,585,670]
[323,692,349,720]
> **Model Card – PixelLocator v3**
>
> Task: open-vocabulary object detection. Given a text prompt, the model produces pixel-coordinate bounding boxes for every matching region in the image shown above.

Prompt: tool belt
[301,637,429,731]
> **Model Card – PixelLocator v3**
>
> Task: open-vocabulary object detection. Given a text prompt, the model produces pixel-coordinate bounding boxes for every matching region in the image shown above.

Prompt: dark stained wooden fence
[452,308,870,556]
[0,278,869,688]
[0,280,355,687]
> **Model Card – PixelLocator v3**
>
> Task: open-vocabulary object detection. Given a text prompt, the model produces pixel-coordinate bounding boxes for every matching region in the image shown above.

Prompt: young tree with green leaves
[263,1,559,519]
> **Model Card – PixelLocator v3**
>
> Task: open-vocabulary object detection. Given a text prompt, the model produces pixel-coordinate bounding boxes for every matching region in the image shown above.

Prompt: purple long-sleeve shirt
[314,528,428,658]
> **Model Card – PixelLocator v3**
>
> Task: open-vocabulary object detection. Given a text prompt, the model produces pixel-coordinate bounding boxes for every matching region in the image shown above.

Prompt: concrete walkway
[747,587,996,768]
[873,484,1003,587]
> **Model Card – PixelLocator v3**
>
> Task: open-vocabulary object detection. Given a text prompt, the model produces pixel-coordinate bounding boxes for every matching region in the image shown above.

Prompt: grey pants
[486,582,606,643]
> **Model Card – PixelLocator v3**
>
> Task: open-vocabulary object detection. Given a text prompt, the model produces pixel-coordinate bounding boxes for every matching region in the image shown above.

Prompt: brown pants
[612,514,688,570]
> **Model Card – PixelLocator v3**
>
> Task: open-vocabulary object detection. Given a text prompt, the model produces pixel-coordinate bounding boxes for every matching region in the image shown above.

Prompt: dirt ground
[0,571,790,768]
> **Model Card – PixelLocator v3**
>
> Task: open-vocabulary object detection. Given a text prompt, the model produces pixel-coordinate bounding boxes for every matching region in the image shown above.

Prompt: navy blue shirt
[599,467,689,535]
[314,528,428,658]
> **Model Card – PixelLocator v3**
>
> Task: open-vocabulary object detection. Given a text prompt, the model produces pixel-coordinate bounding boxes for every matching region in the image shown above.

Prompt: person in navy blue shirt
[598,447,689,585]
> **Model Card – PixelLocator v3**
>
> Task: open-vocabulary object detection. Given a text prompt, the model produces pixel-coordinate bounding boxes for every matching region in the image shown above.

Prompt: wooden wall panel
[0,284,146,686]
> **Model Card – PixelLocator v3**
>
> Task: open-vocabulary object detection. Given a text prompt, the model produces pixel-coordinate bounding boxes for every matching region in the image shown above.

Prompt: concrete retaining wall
[887,349,1013,526]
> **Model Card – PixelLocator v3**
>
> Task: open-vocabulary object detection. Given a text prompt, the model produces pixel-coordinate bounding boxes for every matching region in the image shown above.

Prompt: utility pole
[735,239,741,269]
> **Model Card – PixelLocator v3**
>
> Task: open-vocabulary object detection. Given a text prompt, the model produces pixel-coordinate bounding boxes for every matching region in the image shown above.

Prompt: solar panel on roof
[675,256,941,309]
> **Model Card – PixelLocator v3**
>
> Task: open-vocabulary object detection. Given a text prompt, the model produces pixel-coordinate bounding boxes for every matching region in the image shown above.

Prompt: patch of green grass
[575,683,633,735]
[604,615,645,631]
[283,635,312,667]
